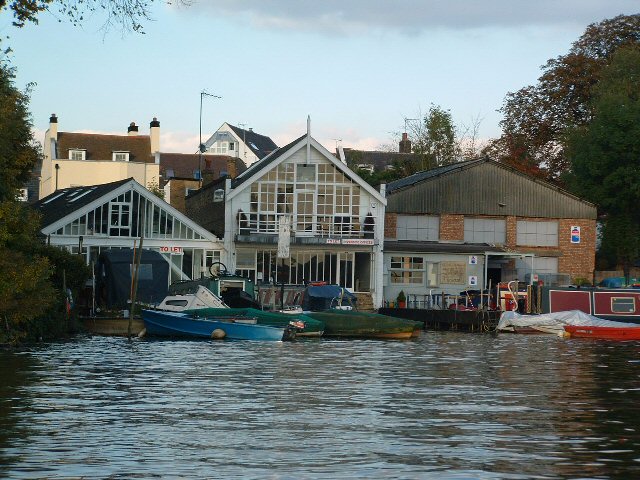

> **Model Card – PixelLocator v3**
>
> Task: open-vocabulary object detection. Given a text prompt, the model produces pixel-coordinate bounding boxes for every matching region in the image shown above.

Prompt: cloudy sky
[5,1,638,154]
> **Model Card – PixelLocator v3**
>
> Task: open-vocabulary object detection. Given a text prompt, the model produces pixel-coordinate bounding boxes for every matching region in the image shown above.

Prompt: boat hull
[305,310,419,339]
[184,307,324,337]
[564,325,640,340]
[142,310,286,341]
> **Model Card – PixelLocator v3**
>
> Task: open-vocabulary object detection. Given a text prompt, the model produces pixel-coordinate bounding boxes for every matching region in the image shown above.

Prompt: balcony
[236,211,376,245]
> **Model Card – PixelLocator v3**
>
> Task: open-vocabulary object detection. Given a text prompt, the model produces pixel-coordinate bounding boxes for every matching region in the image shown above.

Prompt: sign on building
[469,255,478,265]
[570,226,581,244]
[277,216,291,259]
[440,262,466,285]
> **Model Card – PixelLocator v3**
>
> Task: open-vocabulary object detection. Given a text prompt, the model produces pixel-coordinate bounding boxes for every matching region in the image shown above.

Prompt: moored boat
[186,307,325,337]
[141,309,288,341]
[563,325,640,340]
[498,310,640,339]
[305,310,420,339]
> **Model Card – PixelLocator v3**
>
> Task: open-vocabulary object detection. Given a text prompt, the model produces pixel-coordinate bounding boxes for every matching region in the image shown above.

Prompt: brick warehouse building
[382,158,597,305]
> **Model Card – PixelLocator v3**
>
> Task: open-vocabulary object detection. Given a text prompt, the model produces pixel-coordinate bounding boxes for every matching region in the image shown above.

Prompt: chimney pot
[49,113,58,123]
[128,122,139,135]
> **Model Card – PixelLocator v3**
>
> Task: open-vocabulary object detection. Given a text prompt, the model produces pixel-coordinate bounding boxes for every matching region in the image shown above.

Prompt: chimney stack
[399,132,411,153]
[49,113,58,141]
[128,122,139,135]
[150,117,160,153]
[226,157,237,179]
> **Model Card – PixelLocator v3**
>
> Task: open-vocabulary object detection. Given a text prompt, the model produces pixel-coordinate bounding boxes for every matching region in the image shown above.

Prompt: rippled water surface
[2,332,640,479]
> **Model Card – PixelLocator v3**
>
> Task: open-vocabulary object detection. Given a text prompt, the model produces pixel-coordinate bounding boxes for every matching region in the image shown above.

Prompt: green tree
[409,104,459,173]
[0,62,93,344]
[0,66,40,202]
[487,14,640,182]
[1,0,187,32]
[565,45,640,281]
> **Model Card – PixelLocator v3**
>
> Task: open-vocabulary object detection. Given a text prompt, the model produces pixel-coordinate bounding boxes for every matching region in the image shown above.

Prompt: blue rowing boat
[141,309,287,341]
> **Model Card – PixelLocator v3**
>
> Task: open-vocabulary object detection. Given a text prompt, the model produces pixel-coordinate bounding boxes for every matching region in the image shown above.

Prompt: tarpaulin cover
[302,285,357,311]
[97,249,169,309]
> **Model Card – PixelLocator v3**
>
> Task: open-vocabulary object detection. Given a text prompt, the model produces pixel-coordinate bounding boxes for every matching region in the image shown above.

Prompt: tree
[565,45,640,281]
[488,14,640,182]
[1,0,189,33]
[0,65,40,202]
[405,104,459,174]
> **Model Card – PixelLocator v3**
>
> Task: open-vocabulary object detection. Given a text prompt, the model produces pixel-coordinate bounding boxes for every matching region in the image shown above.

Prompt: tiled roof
[228,124,278,159]
[159,153,247,180]
[32,178,132,228]
[386,158,487,193]
[342,149,423,171]
[232,134,306,188]
[56,132,153,163]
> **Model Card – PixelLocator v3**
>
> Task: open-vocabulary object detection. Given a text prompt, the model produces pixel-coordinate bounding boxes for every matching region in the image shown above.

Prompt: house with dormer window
[202,122,278,167]
[187,121,387,308]
[34,178,224,286]
[38,115,161,199]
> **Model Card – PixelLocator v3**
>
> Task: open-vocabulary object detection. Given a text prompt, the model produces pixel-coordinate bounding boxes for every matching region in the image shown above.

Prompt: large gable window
[247,162,361,236]
[69,149,86,161]
[51,189,205,241]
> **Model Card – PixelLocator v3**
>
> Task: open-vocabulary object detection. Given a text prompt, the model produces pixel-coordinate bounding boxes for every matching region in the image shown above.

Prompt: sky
[3,1,638,154]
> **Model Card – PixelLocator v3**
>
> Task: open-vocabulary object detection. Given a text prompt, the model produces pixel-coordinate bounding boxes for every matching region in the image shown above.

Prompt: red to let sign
[160,246,183,255]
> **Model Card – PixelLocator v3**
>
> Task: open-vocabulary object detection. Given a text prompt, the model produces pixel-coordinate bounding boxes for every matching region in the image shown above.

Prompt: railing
[237,212,375,239]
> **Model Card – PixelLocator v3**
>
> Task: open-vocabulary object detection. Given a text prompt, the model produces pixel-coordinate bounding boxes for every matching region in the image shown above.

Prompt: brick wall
[439,214,464,241]
[384,212,397,239]
[557,219,596,282]
[505,216,517,246]
[185,181,225,237]
[507,216,596,282]
[168,179,200,214]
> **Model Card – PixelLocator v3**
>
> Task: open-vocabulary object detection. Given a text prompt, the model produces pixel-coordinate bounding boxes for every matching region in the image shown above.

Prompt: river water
[1,332,640,479]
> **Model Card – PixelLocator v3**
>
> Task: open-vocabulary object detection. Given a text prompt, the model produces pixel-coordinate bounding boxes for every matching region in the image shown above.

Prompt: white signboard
[570,226,581,244]
[469,275,478,286]
[160,246,183,255]
[469,255,478,265]
[277,216,291,259]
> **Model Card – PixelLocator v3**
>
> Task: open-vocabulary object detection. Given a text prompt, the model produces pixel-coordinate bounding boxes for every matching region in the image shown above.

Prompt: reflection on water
[1,333,640,479]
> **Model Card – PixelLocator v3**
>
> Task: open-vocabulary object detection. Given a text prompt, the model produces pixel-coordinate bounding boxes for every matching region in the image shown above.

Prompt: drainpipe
[55,163,60,191]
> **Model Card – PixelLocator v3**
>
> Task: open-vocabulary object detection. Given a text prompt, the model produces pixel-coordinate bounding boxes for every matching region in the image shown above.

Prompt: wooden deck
[378,308,500,332]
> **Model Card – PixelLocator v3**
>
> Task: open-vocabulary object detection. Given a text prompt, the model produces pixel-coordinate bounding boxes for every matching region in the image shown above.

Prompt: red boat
[564,324,640,340]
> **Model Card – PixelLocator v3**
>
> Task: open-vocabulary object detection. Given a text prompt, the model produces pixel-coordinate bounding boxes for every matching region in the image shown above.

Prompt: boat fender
[137,328,147,338]
[211,328,226,339]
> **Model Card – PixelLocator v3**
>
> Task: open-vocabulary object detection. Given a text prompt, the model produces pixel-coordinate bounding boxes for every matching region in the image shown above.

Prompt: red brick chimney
[226,157,237,179]
[399,132,411,153]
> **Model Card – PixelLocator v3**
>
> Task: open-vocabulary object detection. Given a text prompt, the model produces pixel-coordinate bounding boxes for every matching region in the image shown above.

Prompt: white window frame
[69,149,86,161]
[390,256,425,285]
[112,151,130,162]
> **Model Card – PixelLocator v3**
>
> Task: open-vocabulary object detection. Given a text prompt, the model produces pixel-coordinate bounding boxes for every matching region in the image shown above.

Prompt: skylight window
[42,191,66,204]
[249,142,259,150]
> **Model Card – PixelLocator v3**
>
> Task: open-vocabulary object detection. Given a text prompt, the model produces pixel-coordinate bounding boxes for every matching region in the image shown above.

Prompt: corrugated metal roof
[386,158,597,219]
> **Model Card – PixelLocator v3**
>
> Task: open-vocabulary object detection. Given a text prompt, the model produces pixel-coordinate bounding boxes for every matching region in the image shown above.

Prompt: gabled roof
[33,178,220,241]
[56,132,153,163]
[159,153,246,180]
[386,158,486,193]
[228,124,278,159]
[33,178,131,227]
[228,133,386,205]
[231,134,306,188]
